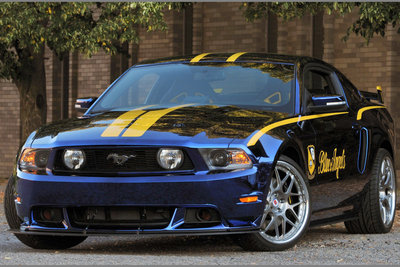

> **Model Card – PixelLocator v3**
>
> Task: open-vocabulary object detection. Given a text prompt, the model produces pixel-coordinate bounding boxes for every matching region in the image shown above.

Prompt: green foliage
[167,2,193,10]
[242,2,400,43]
[242,2,331,21]
[344,2,400,42]
[0,2,169,81]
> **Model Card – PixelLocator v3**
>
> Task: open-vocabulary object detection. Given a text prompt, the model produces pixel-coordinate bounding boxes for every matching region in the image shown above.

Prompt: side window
[304,70,338,96]
[337,72,362,105]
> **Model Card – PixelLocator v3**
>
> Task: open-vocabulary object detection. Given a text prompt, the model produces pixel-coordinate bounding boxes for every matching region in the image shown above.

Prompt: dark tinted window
[337,72,362,106]
[303,70,338,96]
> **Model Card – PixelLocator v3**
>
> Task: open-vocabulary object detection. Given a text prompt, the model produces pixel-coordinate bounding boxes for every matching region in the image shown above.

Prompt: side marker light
[239,196,259,203]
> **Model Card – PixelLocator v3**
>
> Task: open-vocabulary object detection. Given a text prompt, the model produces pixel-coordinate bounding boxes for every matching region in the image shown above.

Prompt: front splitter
[8,227,259,237]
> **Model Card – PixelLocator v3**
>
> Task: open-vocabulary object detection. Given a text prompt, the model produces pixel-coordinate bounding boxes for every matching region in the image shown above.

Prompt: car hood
[31,105,290,148]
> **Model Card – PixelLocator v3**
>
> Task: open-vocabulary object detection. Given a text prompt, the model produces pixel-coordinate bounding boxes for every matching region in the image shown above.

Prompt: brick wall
[193,2,266,53]
[1,3,400,178]
[45,47,55,123]
[77,51,111,99]
[138,11,181,61]
[277,15,313,56]
[0,80,19,177]
[325,12,391,96]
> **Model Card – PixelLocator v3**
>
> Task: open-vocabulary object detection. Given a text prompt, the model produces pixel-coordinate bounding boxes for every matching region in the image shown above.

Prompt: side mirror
[307,95,348,113]
[75,97,97,113]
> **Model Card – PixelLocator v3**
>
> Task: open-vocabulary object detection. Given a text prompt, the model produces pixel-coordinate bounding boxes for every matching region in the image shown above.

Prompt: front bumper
[13,167,270,236]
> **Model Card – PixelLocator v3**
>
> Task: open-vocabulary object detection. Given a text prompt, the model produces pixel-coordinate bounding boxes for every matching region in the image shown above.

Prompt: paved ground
[1,180,400,265]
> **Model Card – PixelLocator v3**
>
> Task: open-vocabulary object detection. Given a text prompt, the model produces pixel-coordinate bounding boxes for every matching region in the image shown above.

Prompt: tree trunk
[15,47,47,143]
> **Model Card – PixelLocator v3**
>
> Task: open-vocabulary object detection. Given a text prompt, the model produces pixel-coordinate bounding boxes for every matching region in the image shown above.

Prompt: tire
[345,148,396,234]
[4,177,87,250]
[234,155,311,251]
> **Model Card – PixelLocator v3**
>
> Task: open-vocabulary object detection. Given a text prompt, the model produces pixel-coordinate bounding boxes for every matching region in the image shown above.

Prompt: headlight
[19,148,50,174]
[209,150,229,167]
[63,149,86,170]
[199,148,252,170]
[157,148,184,170]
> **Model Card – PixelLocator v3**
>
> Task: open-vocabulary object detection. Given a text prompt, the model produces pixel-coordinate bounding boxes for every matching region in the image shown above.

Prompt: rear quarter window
[336,72,362,107]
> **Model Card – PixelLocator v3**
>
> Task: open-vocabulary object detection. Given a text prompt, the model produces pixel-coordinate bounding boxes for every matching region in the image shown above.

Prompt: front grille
[68,206,173,229]
[53,147,194,176]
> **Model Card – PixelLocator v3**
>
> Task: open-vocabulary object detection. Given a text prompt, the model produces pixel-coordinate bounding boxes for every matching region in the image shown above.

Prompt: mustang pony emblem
[107,153,136,165]
[307,145,316,180]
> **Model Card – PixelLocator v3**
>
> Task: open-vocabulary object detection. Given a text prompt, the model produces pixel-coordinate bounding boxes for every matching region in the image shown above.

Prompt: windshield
[89,62,295,114]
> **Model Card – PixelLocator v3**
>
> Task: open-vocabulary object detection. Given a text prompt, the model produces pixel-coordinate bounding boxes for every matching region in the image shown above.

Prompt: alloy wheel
[260,160,310,244]
[379,156,396,227]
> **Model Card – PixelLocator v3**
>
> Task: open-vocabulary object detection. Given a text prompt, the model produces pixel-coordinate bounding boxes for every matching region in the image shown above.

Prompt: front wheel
[234,156,311,251]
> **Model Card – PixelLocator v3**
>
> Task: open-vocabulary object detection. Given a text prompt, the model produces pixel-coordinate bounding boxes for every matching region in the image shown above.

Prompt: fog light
[63,149,85,170]
[37,208,63,222]
[42,209,53,221]
[196,208,212,222]
[157,148,184,170]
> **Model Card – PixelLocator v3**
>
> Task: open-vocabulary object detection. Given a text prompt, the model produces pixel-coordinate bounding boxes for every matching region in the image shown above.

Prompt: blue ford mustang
[4,53,397,251]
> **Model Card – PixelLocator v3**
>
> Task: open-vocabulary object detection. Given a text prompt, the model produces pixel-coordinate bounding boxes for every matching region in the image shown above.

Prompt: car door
[302,64,361,218]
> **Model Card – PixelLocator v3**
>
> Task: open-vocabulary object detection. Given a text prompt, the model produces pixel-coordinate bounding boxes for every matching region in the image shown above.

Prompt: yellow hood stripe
[122,104,194,137]
[190,53,210,63]
[101,105,155,137]
[247,112,349,146]
[357,105,385,120]
[226,52,246,62]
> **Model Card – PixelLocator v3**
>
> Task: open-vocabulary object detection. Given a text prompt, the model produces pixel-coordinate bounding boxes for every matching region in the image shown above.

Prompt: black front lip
[9,227,259,236]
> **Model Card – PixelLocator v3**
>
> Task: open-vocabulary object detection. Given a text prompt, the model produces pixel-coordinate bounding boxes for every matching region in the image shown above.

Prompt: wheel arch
[367,128,396,175]
[380,139,394,159]
[277,142,306,173]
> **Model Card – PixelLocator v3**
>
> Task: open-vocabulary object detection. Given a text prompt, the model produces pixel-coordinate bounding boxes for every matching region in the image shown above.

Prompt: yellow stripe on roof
[226,52,246,62]
[122,104,194,137]
[247,112,349,147]
[101,105,155,137]
[357,106,385,120]
[190,53,210,63]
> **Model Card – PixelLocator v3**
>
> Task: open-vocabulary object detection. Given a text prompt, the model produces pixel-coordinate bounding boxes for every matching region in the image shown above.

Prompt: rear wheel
[235,156,311,251]
[4,177,87,249]
[345,148,396,234]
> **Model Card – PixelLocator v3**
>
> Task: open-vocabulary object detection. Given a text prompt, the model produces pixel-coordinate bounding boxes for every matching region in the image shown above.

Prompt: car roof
[135,52,324,67]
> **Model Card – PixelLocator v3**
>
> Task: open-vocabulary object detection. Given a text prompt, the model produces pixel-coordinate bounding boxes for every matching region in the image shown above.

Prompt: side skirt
[309,211,359,228]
